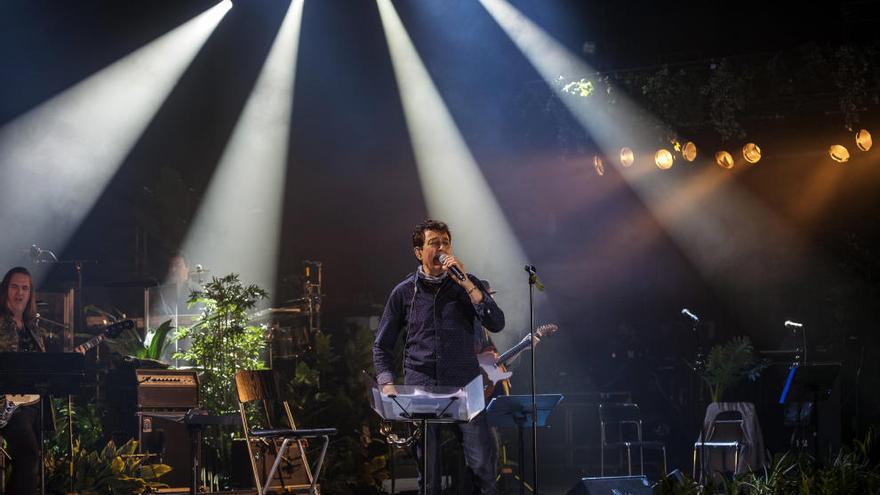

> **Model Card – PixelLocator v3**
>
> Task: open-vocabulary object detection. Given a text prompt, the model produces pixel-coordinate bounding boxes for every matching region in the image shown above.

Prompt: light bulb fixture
[715,151,734,169]
[829,144,850,163]
[620,147,635,167]
[742,143,761,164]
[855,129,872,152]
[654,149,673,170]
[593,155,605,176]
[681,141,697,162]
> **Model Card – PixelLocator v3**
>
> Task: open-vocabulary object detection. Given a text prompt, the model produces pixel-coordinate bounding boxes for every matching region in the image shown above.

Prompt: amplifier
[139,412,194,491]
[136,369,199,409]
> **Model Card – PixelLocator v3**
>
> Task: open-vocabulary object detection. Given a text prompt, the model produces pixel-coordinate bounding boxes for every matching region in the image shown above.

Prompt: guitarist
[474,281,511,399]
[0,266,44,494]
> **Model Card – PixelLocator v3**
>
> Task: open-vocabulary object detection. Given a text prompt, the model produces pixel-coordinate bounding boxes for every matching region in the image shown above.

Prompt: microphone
[30,244,42,262]
[784,320,803,328]
[438,254,466,281]
[681,308,699,322]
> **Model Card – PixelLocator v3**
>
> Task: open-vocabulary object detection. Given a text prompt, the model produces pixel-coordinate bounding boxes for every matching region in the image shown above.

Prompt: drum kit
[30,257,324,365]
[248,260,324,364]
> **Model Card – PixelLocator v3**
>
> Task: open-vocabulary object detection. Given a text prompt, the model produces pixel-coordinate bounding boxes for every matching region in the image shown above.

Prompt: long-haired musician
[0,266,44,494]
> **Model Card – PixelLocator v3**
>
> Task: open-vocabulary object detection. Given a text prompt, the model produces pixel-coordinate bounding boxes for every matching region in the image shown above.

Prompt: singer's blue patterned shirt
[373,272,505,388]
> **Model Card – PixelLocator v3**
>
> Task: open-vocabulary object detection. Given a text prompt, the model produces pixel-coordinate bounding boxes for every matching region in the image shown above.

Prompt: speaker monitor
[139,414,194,490]
[566,475,652,495]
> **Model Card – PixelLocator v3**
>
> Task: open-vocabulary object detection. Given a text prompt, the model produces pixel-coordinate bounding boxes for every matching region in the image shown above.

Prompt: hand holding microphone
[438,253,466,282]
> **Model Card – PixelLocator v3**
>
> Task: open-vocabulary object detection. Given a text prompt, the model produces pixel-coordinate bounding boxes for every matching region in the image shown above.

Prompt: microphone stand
[32,249,96,494]
[690,313,708,484]
[524,265,541,494]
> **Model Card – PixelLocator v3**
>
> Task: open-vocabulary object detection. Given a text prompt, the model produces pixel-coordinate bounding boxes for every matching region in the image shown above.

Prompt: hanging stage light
[829,144,850,163]
[593,155,605,176]
[654,149,673,170]
[715,151,734,169]
[682,141,697,162]
[742,143,761,164]
[620,147,635,167]
[855,129,872,152]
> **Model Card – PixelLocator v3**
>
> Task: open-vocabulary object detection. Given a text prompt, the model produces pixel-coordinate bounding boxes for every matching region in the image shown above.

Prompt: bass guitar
[0,319,134,428]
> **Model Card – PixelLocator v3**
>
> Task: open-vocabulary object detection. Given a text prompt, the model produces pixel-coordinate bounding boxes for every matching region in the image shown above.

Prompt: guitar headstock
[535,323,559,338]
[105,319,135,339]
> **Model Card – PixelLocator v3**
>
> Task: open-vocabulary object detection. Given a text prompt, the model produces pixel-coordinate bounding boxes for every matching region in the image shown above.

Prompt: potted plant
[699,336,767,403]
[173,273,268,414]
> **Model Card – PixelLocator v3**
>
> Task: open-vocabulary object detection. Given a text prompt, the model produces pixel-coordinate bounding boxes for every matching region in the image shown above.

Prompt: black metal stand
[486,394,563,495]
[523,265,542,493]
[690,316,709,483]
[385,395,459,495]
[778,362,841,461]
[0,352,86,495]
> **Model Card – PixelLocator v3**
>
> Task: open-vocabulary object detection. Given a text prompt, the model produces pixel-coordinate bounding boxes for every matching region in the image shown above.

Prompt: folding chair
[235,370,336,495]
[693,410,747,481]
[598,402,667,477]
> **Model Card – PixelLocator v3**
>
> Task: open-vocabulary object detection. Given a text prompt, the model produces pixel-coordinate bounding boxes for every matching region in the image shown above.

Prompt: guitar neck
[75,334,105,354]
[495,335,533,366]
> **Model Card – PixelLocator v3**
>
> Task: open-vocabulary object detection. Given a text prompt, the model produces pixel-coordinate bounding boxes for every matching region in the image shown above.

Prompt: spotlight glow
[829,144,850,163]
[0,1,231,272]
[481,0,816,322]
[655,149,674,170]
[182,0,305,294]
[620,147,635,167]
[682,141,698,162]
[742,143,761,164]
[855,129,872,152]
[377,0,530,335]
[593,155,605,176]
[715,151,735,169]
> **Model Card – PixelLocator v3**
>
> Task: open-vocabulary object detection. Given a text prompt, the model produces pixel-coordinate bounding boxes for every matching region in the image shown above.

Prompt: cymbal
[280,297,308,305]
[251,307,304,320]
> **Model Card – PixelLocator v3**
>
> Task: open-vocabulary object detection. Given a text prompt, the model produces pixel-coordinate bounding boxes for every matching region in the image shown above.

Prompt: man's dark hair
[412,219,452,248]
[0,266,37,321]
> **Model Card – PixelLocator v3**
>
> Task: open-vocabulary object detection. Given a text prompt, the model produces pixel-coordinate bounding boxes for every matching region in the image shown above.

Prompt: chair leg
[734,445,740,476]
[600,445,604,476]
[309,435,331,495]
[639,445,644,476]
[263,438,293,495]
[662,446,667,476]
[692,445,698,481]
[626,446,632,476]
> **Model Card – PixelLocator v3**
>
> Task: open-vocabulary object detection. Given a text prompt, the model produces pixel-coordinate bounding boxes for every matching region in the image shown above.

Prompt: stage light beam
[480,0,815,319]
[0,1,231,272]
[181,0,305,296]
[377,0,531,338]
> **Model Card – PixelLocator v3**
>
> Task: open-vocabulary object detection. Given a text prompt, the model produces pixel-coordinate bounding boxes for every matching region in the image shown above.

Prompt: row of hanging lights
[605,129,872,172]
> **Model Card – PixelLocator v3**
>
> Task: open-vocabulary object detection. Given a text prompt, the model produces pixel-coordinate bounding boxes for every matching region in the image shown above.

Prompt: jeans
[1,405,40,494]
[415,413,498,495]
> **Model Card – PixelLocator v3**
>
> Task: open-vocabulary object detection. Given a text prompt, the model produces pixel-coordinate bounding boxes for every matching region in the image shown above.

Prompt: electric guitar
[478,323,559,399]
[0,319,134,428]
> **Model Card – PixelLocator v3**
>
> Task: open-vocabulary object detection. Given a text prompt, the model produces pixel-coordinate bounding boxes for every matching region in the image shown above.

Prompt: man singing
[373,220,505,494]
[0,266,44,494]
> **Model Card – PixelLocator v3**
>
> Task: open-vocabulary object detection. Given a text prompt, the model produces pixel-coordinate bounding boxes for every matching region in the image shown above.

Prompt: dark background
[1,0,879,487]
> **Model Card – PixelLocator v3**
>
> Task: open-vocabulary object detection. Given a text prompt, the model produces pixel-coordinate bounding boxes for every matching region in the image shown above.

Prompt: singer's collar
[417,265,448,284]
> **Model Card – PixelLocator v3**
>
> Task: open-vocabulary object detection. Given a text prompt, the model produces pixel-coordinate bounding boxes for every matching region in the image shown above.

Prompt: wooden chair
[0,435,8,495]
[235,370,336,495]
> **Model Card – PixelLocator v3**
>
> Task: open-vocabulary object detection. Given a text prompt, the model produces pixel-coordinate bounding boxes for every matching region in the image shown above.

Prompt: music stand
[777,362,841,460]
[486,394,563,495]
[367,375,484,495]
[0,352,86,495]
